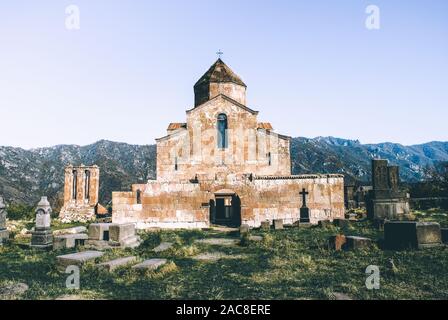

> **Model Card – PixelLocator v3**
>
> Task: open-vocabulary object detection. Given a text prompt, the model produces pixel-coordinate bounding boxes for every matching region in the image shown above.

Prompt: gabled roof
[194,58,246,88]
[257,122,273,130]
[167,123,187,131]
[186,94,259,115]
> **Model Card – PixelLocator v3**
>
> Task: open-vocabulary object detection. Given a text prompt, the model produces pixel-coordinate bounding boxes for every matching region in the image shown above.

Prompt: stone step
[96,256,138,272]
[132,259,167,271]
[56,250,104,270]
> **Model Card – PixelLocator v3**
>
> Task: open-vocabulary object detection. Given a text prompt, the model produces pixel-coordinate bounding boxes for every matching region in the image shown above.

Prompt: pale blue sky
[0,0,447,149]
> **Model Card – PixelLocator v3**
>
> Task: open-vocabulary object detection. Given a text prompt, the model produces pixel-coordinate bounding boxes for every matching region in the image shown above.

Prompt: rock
[152,242,174,253]
[56,250,104,270]
[344,236,372,250]
[132,259,167,271]
[0,282,29,299]
[273,219,283,230]
[384,221,442,250]
[329,234,346,251]
[97,256,138,272]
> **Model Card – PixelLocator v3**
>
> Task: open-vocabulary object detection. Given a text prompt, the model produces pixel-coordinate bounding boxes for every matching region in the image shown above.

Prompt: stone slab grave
[53,233,88,251]
[442,228,448,244]
[85,223,141,249]
[384,221,442,250]
[248,235,263,242]
[273,219,283,230]
[97,256,137,272]
[109,223,141,248]
[56,250,104,270]
[329,234,346,251]
[194,238,240,246]
[192,252,248,262]
[152,242,174,253]
[132,259,167,271]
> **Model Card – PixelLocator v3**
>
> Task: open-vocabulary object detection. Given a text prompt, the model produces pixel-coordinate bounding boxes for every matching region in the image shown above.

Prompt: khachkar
[366,159,410,220]
[0,196,9,245]
[31,197,53,249]
[59,165,99,223]
[299,188,310,223]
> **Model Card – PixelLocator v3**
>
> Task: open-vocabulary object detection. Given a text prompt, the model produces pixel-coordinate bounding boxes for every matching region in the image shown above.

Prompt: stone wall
[112,174,344,229]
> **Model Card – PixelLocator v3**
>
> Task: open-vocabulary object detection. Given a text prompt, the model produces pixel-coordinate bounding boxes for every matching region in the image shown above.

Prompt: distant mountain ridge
[0,137,447,206]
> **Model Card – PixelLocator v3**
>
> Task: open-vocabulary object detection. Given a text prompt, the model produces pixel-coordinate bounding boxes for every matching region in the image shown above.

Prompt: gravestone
[56,250,104,270]
[299,188,310,223]
[132,259,167,271]
[0,197,9,245]
[367,159,410,220]
[384,221,442,250]
[273,219,284,230]
[260,221,270,231]
[97,256,137,272]
[30,197,53,249]
[318,220,332,228]
[53,233,88,250]
[344,236,372,250]
[109,223,141,248]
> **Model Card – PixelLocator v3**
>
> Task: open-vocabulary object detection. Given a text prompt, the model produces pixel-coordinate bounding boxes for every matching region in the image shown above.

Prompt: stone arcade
[112,58,345,229]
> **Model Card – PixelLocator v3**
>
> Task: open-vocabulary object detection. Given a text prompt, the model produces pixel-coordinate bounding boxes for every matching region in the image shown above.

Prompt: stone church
[112,58,345,229]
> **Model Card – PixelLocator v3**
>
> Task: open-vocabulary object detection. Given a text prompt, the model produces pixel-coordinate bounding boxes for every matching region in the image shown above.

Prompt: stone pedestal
[30,197,53,249]
[273,219,284,230]
[300,207,310,223]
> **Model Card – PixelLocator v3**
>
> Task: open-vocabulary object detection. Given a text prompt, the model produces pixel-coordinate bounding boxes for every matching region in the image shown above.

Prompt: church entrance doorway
[210,190,241,227]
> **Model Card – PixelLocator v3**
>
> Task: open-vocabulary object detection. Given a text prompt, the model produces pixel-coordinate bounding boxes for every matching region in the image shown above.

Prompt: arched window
[136,189,142,204]
[84,170,90,200]
[72,170,77,200]
[217,113,228,149]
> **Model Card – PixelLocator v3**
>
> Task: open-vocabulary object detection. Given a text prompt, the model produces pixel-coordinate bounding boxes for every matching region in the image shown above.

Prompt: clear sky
[0,0,447,149]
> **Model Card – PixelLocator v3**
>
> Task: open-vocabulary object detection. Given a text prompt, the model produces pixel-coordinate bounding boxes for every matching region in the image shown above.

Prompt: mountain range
[0,138,447,207]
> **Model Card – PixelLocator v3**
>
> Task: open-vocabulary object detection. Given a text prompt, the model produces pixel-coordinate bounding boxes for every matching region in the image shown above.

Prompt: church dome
[194,59,247,107]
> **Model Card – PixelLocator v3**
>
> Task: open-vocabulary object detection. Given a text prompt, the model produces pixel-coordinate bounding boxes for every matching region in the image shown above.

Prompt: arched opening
[84,170,90,200]
[217,113,228,149]
[210,189,241,227]
[136,189,142,204]
[72,170,77,200]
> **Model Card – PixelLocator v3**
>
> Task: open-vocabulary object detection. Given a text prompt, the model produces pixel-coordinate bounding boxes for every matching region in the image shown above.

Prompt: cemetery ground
[1,210,448,300]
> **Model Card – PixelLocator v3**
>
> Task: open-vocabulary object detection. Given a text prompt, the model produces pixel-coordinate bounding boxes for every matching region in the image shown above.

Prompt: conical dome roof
[194,59,246,88]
